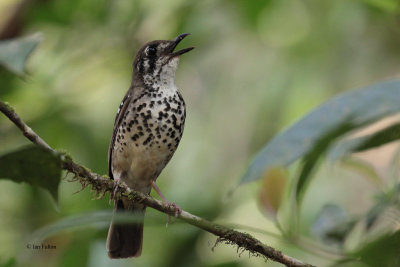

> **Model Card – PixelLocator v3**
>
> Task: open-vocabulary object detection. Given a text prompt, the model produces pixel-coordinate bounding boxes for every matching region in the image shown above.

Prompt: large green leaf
[350,230,400,267]
[0,145,62,202]
[329,122,400,161]
[241,80,400,190]
[0,33,42,75]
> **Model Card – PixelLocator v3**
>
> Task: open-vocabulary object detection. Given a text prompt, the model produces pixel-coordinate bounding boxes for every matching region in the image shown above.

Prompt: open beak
[169,33,194,58]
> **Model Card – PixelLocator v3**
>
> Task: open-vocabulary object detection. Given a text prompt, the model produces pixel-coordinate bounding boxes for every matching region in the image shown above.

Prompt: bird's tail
[107,198,145,258]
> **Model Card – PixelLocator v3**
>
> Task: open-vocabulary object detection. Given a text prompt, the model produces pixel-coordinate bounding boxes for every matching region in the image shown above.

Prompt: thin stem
[0,101,52,151]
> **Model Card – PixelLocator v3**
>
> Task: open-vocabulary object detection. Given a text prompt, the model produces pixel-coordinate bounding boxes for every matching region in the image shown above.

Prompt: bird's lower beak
[169,33,194,58]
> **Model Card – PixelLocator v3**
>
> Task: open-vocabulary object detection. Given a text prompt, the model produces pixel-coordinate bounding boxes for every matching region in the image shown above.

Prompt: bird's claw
[109,179,121,204]
[168,202,182,217]
[165,202,182,228]
[150,180,181,226]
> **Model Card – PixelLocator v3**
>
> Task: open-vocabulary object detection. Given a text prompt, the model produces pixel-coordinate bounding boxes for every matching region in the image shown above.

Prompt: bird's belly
[128,139,173,177]
[111,93,185,192]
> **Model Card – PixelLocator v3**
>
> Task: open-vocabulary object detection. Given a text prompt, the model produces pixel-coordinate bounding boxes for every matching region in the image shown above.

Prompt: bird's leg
[151,180,182,219]
[110,179,122,204]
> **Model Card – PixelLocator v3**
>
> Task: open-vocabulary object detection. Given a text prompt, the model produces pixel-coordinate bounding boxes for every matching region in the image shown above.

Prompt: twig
[0,99,315,267]
[0,101,52,150]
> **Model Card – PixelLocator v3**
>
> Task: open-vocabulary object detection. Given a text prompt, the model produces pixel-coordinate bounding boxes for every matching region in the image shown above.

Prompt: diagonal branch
[0,99,315,267]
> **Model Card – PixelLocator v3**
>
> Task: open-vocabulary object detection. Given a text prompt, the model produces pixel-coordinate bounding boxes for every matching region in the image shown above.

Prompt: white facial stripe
[158,43,169,50]
[143,59,150,69]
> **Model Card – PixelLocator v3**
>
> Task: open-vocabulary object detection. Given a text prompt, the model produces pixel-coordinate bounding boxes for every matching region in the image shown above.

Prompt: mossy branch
[0,100,315,267]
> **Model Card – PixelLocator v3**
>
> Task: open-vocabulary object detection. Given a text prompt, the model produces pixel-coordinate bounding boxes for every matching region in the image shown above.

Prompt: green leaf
[0,258,16,267]
[331,261,368,267]
[329,123,400,161]
[363,184,400,231]
[30,211,160,241]
[241,79,400,194]
[351,230,400,267]
[0,33,42,75]
[258,167,288,220]
[231,0,271,27]
[296,122,353,201]
[30,211,113,241]
[0,145,62,203]
[340,158,383,188]
[361,0,399,13]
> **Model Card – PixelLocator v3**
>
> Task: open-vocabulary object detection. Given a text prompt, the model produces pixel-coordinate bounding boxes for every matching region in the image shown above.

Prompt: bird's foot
[151,180,181,226]
[166,202,182,217]
[165,202,182,227]
[109,179,121,204]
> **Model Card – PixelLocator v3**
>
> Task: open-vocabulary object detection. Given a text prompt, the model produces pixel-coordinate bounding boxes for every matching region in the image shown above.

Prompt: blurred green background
[1,0,400,266]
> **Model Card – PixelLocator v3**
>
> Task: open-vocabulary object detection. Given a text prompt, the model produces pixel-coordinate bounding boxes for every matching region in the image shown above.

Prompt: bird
[106,33,194,259]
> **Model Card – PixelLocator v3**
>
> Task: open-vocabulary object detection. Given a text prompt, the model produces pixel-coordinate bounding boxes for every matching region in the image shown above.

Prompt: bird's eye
[146,46,157,56]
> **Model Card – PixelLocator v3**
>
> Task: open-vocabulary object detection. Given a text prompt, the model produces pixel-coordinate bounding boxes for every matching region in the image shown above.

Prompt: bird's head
[132,33,194,86]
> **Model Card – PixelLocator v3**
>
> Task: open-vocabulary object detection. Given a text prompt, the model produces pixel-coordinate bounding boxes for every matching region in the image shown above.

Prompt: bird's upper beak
[169,33,194,58]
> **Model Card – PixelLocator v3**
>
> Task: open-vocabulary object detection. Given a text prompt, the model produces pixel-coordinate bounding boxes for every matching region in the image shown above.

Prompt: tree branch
[0,99,315,267]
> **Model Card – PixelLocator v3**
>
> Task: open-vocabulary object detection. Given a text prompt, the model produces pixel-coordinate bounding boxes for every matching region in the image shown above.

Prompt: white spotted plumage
[107,34,192,259]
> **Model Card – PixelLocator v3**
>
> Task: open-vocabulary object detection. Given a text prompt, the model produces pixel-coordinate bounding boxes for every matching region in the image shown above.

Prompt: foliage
[244,81,400,265]
[0,145,61,202]
[352,230,400,267]
[0,33,41,75]
[329,122,400,161]
[242,80,400,196]
[1,1,400,267]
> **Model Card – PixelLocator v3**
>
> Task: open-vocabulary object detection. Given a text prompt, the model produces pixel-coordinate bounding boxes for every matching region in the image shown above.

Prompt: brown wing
[108,89,132,180]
